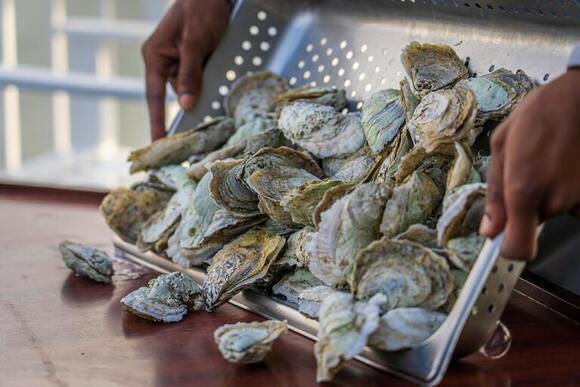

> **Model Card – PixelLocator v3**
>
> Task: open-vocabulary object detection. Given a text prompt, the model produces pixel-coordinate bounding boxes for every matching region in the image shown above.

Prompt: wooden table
[1,189,579,387]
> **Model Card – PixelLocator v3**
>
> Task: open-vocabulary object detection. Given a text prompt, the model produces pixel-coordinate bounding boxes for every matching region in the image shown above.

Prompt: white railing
[0,0,175,188]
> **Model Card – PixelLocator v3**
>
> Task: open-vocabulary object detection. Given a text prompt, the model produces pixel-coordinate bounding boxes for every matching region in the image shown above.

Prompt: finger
[176,41,204,111]
[501,186,541,261]
[480,125,508,238]
[145,63,168,141]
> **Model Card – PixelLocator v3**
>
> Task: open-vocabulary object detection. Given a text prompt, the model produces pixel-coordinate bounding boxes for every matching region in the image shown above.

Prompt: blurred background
[0,0,177,191]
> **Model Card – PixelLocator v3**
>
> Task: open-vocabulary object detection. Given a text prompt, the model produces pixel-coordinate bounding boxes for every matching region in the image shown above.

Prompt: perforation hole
[320,37,328,46]
[344,79,351,87]
[331,58,340,66]
[203,115,213,123]
[225,70,236,81]
[488,304,496,313]
[491,265,498,274]
[289,77,297,86]
[312,54,320,63]
[341,107,349,115]
[306,44,314,53]
[310,81,317,87]
[338,68,345,77]
[318,64,325,73]
[382,49,388,56]
[260,42,270,52]
[352,62,360,70]
[218,85,229,96]
[249,25,259,35]
[498,283,505,293]
[356,101,364,109]
[360,44,368,53]
[365,84,372,92]
[252,56,262,66]
[507,263,514,272]
[241,41,252,51]
[368,55,374,62]
[380,77,387,85]
[257,11,267,21]
[374,66,381,73]
[298,60,305,69]
[323,75,331,83]
[481,286,487,295]
[211,101,221,110]
[346,51,354,60]
[359,73,366,81]
[489,64,495,72]
[267,27,277,36]
[326,48,334,56]
[340,40,348,49]
[303,71,311,79]
[351,90,357,98]
[543,73,550,81]
[234,56,244,66]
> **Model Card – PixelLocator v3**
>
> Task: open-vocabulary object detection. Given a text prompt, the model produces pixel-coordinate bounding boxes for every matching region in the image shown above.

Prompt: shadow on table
[60,272,114,306]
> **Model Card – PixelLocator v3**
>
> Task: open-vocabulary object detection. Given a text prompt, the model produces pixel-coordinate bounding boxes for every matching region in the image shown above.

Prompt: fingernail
[179,94,195,111]
[479,214,493,236]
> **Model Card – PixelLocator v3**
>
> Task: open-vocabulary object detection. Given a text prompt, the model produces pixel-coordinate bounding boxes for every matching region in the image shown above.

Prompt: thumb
[177,41,204,111]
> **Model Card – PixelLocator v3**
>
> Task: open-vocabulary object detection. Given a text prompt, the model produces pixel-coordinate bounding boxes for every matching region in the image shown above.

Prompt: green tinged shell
[361,89,405,154]
[280,179,343,227]
[59,241,114,283]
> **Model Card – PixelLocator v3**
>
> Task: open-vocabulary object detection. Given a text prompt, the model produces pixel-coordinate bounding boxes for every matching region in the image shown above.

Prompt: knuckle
[507,180,544,206]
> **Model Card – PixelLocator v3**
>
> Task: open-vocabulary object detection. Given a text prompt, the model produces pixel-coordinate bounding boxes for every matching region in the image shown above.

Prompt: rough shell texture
[369,307,447,351]
[315,292,385,383]
[312,183,356,229]
[401,42,469,96]
[100,187,170,244]
[214,320,288,363]
[351,238,454,312]
[128,117,236,173]
[400,78,421,122]
[225,71,288,126]
[446,142,481,193]
[437,182,487,245]
[209,159,260,217]
[148,164,190,191]
[278,102,366,159]
[332,151,378,185]
[225,116,277,147]
[275,86,348,111]
[308,183,391,288]
[280,179,343,227]
[394,224,438,249]
[202,228,285,310]
[59,241,114,283]
[297,286,344,319]
[121,272,204,322]
[380,171,441,238]
[446,233,485,271]
[271,268,325,308]
[374,129,414,185]
[361,89,405,154]
[408,85,478,152]
[474,154,491,182]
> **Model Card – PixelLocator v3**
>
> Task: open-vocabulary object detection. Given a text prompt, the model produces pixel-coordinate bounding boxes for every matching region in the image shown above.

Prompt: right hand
[142,0,231,140]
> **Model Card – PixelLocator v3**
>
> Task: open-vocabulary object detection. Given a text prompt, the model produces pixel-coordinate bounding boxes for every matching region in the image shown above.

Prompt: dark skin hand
[142,0,231,140]
[480,69,580,261]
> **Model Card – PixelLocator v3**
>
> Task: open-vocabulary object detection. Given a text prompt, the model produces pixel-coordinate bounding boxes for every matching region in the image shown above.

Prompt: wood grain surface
[0,195,578,387]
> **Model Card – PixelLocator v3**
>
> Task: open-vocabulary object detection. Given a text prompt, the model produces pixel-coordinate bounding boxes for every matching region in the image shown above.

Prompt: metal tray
[136,0,579,384]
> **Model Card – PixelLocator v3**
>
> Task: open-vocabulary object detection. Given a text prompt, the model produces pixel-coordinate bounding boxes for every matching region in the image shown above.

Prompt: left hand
[479,69,580,261]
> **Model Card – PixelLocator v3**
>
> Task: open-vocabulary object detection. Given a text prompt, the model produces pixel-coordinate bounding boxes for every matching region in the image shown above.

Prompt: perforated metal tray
[128,0,580,384]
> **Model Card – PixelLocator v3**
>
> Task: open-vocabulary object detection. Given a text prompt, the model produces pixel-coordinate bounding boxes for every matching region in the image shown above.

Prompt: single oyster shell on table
[121,272,204,323]
[351,238,454,312]
[214,320,288,364]
[380,171,441,238]
[280,179,343,227]
[401,41,469,96]
[128,117,236,173]
[369,307,447,351]
[308,183,391,288]
[315,292,385,383]
[100,186,170,244]
[278,102,365,159]
[242,146,324,224]
[275,86,347,111]
[202,228,285,311]
[271,268,325,308]
[225,71,287,126]
[361,89,405,154]
[297,285,344,319]
[59,241,114,283]
[408,85,478,152]
[457,68,534,125]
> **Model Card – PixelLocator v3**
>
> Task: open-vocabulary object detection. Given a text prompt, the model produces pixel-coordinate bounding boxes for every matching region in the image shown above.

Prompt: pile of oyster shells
[101,42,535,382]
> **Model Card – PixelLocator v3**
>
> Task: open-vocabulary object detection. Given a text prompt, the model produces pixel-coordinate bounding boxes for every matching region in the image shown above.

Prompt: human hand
[142,0,231,140]
[480,69,580,261]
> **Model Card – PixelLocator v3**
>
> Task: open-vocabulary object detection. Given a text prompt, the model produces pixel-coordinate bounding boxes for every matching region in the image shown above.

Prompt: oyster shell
[202,209,266,247]
[209,158,260,217]
[308,183,391,287]
[374,128,414,184]
[408,85,478,152]
[332,151,379,185]
[225,71,287,125]
[100,186,170,244]
[361,89,405,154]
[380,171,441,238]
[275,86,347,111]
[59,241,114,283]
[280,179,343,227]
[128,117,236,173]
[148,164,189,191]
[437,182,486,246]
[297,285,344,319]
[225,116,277,147]
[474,154,491,182]
[369,307,446,351]
[121,272,204,322]
[315,292,385,383]
[394,224,438,249]
[400,78,421,122]
[271,268,325,307]
[187,142,246,181]
[202,228,285,310]
[278,102,365,159]
[214,320,288,363]
[457,68,534,124]
[446,233,485,271]
[312,182,357,229]
[351,238,454,311]
[401,42,469,96]
[446,142,481,193]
